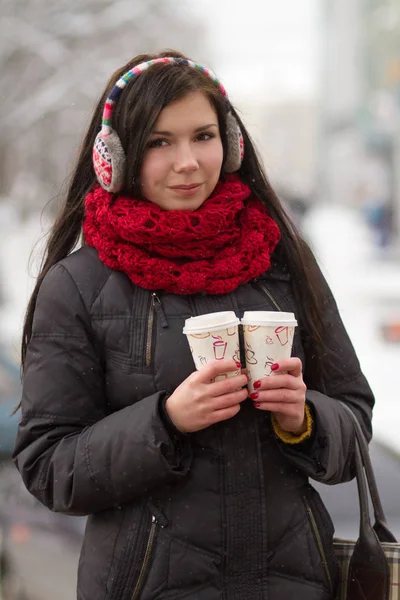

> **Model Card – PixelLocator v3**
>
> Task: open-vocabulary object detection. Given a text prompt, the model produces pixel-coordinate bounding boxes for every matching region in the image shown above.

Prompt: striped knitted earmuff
[93,57,244,193]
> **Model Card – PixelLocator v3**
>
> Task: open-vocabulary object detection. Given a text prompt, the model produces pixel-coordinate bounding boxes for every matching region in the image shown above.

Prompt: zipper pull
[148,502,169,528]
[152,293,169,328]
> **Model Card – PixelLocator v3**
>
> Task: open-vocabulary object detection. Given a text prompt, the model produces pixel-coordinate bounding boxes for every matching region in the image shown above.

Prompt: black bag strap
[339,401,397,543]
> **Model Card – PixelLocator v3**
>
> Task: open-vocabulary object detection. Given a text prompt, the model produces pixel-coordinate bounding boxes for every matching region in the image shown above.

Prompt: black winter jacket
[13,245,374,600]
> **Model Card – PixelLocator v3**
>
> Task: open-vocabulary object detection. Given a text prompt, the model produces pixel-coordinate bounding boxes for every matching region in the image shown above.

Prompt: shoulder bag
[334,402,400,600]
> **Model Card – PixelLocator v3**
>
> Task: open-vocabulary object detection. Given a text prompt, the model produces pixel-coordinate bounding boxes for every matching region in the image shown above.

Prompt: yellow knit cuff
[271,404,313,444]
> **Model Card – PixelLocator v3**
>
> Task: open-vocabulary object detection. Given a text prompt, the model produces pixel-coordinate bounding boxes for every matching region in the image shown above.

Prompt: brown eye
[196,132,215,142]
[147,138,168,149]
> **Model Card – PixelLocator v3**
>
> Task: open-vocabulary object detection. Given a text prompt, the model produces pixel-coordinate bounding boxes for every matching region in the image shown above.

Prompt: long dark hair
[21,49,328,388]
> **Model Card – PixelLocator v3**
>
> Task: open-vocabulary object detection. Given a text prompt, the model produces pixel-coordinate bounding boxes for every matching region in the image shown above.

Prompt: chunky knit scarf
[83,174,280,295]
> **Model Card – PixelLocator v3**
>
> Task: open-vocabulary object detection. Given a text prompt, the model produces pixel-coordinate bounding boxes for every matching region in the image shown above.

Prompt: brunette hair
[20,49,328,392]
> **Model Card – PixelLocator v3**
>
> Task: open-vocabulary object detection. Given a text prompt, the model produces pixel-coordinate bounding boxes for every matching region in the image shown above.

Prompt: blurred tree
[0,0,204,216]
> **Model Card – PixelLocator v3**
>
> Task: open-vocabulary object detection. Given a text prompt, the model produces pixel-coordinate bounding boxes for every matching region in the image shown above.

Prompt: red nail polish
[254,402,261,408]
[271,363,279,371]
[254,380,261,389]
[235,361,241,369]
[250,392,259,400]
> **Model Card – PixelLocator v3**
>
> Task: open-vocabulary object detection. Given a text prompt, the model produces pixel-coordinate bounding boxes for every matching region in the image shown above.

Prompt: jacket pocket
[130,514,158,600]
[303,486,339,595]
[140,529,220,600]
[108,506,165,600]
[102,293,158,375]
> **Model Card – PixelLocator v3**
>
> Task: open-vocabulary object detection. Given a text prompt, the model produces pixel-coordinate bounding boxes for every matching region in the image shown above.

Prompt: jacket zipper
[145,297,155,368]
[304,498,333,593]
[257,281,282,311]
[131,515,158,600]
[145,293,168,368]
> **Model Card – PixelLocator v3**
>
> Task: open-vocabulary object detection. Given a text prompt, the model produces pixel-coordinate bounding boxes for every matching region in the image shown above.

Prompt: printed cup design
[242,318,297,393]
[245,343,258,365]
[264,357,275,376]
[191,332,211,339]
[185,321,240,380]
[212,336,228,360]
[275,326,289,346]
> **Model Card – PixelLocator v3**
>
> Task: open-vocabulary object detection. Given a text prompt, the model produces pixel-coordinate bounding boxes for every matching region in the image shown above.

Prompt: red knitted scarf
[83,174,280,295]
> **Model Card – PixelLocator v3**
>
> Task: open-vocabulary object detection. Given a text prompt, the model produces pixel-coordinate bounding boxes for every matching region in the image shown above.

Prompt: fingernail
[254,380,261,389]
[250,392,259,400]
[246,374,251,382]
[271,363,279,371]
[235,361,242,369]
[254,402,261,408]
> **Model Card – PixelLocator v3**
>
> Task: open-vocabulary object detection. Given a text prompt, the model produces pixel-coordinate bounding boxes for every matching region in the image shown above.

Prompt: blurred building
[0,0,204,216]
[241,99,318,225]
[320,0,400,248]
[0,0,206,349]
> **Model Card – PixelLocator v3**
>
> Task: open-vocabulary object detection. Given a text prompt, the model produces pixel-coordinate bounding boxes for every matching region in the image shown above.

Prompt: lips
[169,183,201,190]
[167,183,204,198]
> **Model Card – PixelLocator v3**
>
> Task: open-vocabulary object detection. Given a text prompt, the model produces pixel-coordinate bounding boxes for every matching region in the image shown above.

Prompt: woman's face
[140,91,224,211]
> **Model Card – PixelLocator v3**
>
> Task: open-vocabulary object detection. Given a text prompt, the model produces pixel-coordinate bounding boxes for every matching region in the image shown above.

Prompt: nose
[173,143,199,173]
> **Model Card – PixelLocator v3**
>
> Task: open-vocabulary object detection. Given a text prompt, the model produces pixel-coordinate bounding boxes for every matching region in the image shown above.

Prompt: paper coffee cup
[183,311,241,380]
[241,311,297,393]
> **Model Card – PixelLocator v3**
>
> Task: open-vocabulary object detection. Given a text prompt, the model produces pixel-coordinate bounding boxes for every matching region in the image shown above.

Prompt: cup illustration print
[275,326,289,346]
[266,335,273,345]
[264,357,275,376]
[233,347,240,364]
[245,343,258,365]
[246,325,260,333]
[191,332,210,339]
[212,335,227,360]
[183,312,240,379]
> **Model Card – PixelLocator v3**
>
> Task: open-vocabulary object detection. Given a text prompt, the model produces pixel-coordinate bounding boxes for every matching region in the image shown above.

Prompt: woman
[13,50,374,600]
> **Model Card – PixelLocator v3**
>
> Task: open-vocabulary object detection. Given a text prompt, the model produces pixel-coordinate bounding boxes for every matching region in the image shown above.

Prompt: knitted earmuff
[93,57,244,193]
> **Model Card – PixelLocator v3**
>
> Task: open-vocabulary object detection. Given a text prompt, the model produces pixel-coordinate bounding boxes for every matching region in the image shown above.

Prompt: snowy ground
[1,201,399,451]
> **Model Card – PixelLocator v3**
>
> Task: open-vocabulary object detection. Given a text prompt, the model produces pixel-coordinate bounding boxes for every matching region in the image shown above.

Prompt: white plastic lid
[241,311,297,327]
[183,311,240,334]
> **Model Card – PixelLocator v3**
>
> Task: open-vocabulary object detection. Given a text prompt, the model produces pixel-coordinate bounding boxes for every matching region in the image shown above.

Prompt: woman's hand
[249,357,307,435]
[165,359,248,433]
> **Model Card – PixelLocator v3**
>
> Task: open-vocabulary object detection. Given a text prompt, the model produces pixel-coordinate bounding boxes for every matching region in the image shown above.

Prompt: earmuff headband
[101,57,228,136]
[93,56,243,192]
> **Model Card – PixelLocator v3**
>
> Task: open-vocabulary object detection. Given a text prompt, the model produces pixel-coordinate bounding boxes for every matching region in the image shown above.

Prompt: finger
[209,404,241,425]
[213,388,248,410]
[253,401,304,417]
[271,357,303,377]
[196,359,241,382]
[255,374,300,391]
[209,373,248,396]
[250,389,300,404]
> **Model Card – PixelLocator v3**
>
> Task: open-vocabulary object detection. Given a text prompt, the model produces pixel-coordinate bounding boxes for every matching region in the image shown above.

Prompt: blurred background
[1,1,400,599]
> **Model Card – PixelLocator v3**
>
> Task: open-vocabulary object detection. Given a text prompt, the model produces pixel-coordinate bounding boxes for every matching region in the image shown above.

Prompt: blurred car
[0,439,398,600]
[381,319,400,344]
[0,351,20,458]
[0,461,85,600]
